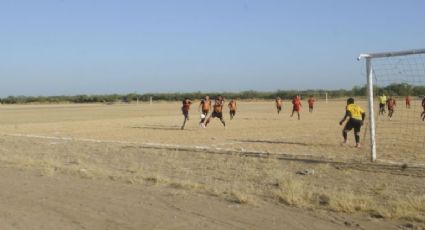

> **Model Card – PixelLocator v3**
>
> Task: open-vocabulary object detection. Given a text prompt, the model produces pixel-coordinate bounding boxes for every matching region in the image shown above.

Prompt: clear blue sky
[1,0,424,97]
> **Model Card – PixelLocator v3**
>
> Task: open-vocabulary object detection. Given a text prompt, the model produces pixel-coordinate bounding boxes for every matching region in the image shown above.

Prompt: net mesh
[370,52,425,162]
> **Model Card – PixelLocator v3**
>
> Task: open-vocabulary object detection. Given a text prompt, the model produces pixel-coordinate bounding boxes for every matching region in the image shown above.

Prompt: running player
[378,93,387,115]
[228,99,237,120]
[204,95,226,128]
[199,95,211,126]
[275,97,283,114]
[181,98,192,130]
[405,95,411,109]
[421,97,425,121]
[290,95,301,120]
[339,97,365,148]
[307,95,316,113]
[387,97,396,120]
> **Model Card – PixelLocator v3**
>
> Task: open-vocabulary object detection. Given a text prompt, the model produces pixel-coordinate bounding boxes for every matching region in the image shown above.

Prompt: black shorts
[202,109,209,116]
[230,110,236,115]
[344,119,363,133]
[379,103,385,109]
[182,109,189,118]
[211,111,223,119]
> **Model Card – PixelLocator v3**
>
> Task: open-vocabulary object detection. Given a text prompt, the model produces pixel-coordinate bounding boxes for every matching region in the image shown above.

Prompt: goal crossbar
[358,48,425,60]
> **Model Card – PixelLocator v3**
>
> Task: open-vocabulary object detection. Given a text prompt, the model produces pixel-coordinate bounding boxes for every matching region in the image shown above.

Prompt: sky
[1,0,424,97]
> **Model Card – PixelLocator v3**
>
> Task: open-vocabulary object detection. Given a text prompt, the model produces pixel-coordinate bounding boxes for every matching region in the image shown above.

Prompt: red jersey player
[308,95,315,113]
[405,96,411,109]
[386,97,396,120]
[291,95,302,120]
[421,97,425,121]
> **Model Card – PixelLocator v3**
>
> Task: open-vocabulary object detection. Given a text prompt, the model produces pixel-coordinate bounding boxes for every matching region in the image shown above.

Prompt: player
[275,97,283,114]
[228,99,237,120]
[204,95,226,128]
[378,93,387,115]
[181,98,192,130]
[307,95,316,113]
[339,97,365,148]
[421,97,425,121]
[290,95,302,120]
[199,95,211,126]
[386,97,396,120]
[405,95,411,109]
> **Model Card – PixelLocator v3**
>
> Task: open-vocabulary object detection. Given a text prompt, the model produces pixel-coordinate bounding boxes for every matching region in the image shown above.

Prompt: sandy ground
[0,164,409,230]
[0,101,424,229]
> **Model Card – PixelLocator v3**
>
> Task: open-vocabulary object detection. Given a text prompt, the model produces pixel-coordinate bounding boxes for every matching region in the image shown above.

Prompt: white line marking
[4,133,425,168]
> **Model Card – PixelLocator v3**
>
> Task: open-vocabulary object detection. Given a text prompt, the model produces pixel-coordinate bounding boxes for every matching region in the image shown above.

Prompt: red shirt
[387,99,396,109]
[292,99,301,110]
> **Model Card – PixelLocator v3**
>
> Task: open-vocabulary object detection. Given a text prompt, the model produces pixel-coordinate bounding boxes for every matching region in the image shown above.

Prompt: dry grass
[0,101,424,222]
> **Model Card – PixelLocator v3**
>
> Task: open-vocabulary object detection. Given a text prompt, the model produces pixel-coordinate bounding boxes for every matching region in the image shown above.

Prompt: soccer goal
[358,49,425,162]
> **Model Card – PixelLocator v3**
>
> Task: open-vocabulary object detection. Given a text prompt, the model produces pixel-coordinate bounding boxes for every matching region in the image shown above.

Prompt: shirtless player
[228,99,237,120]
[204,95,226,128]
[199,95,211,126]
[181,98,192,130]
[275,97,283,114]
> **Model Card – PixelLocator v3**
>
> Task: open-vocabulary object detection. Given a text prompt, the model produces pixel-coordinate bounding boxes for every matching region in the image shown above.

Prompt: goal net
[359,49,425,163]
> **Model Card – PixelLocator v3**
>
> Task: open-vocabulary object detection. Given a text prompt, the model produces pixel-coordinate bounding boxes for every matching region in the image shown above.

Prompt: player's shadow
[130,125,181,131]
[234,139,310,146]
[240,117,276,121]
[234,139,334,147]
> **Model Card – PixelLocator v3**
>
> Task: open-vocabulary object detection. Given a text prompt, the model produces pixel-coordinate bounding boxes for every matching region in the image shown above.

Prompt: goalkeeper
[339,98,366,148]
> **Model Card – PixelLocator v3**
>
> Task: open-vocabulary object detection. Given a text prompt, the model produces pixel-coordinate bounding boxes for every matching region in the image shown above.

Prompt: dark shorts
[379,103,385,109]
[202,109,209,116]
[277,106,282,110]
[230,110,236,115]
[344,119,362,133]
[211,111,223,119]
[182,109,189,118]
[309,105,313,109]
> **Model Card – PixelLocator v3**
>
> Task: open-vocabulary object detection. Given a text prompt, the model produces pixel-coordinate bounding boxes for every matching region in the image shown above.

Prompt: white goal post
[358,48,425,162]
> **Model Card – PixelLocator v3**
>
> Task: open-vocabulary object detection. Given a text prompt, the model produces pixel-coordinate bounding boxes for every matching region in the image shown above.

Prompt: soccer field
[0,99,423,164]
[0,100,424,226]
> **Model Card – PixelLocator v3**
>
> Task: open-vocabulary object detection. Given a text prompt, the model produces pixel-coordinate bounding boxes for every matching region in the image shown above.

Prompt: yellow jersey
[346,104,365,120]
[379,95,387,104]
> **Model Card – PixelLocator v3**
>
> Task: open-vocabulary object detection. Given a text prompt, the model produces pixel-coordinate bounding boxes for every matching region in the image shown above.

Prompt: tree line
[1,83,424,104]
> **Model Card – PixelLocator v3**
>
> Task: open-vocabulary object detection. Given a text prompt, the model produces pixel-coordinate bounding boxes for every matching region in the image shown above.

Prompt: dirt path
[0,164,404,230]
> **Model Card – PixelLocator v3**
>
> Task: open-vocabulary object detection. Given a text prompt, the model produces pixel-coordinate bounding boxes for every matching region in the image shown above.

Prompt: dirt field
[0,100,424,229]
